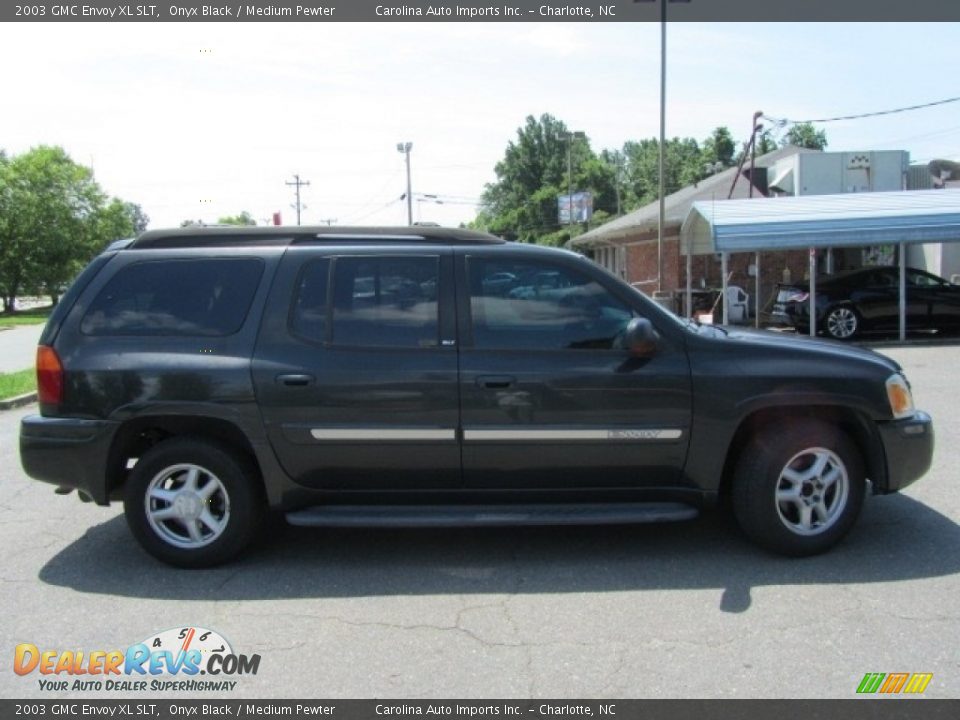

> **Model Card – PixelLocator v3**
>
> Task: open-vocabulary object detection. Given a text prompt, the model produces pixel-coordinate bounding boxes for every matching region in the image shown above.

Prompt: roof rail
[129,225,504,249]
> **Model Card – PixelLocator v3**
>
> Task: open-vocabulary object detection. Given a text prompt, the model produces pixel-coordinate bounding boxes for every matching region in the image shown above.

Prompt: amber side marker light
[885,374,915,420]
[36,345,64,406]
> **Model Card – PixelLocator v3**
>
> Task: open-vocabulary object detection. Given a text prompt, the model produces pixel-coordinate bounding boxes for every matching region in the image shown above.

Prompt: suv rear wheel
[732,418,865,556]
[123,437,265,568]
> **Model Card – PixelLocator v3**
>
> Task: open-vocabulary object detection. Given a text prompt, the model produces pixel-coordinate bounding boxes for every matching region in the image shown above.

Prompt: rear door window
[81,258,263,336]
[290,259,331,343]
[330,256,440,348]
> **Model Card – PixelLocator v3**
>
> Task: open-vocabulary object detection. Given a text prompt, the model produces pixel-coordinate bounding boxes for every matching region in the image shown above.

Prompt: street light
[560,130,585,227]
[397,142,413,226]
[654,0,690,292]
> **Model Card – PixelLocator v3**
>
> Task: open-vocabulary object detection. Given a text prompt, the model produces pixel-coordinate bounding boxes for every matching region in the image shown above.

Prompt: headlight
[886,373,915,420]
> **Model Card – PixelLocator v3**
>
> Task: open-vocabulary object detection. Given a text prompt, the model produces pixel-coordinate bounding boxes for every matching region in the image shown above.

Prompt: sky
[2,21,959,230]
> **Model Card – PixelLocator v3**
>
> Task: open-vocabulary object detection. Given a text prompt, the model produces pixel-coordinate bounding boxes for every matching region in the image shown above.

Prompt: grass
[0,306,52,328]
[0,369,36,401]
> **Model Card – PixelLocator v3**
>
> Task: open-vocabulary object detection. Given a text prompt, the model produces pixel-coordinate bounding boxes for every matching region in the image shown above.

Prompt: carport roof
[681,189,960,255]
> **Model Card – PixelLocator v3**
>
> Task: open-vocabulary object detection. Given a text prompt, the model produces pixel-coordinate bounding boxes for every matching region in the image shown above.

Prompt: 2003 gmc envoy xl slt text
[19,226,934,567]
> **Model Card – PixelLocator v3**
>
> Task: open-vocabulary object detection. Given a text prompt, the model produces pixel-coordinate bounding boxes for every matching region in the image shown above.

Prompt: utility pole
[657,1,667,294]
[612,151,623,217]
[397,142,413,225]
[286,173,310,226]
[727,112,763,200]
[655,0,691,293]
[560,130,585,226]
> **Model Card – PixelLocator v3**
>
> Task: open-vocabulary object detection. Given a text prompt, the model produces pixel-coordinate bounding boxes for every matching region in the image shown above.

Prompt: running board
[285,502,698,528]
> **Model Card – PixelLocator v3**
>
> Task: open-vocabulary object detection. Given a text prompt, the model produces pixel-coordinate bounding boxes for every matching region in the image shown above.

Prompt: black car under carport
[770,266,960,340]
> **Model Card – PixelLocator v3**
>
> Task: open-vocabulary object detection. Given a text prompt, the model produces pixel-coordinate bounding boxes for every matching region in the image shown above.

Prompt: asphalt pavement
[0,324,43,373]
[0,345,958,699]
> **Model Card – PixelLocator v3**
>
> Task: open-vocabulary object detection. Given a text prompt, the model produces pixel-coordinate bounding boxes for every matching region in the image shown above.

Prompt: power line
[913,149,960,164]
[867,124,960,149]
[337,170,405,223]
[341,197,403,225]
[763,95,960,127]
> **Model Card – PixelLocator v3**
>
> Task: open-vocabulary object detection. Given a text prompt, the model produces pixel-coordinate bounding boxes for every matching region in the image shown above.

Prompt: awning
[681,189,960,255]
[679,188,960,339]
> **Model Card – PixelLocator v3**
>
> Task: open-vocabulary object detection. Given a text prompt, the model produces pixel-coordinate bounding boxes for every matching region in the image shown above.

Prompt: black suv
[19,226,934,566]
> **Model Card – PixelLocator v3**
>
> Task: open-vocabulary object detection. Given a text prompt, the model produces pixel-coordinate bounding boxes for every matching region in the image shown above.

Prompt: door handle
[276,373,315,387]
[476,375,516,389]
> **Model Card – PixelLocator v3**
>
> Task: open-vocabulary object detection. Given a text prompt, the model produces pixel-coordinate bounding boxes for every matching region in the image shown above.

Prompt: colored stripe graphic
[857,673,885,694]
[879,673,909,693]
[904,673,933,694]
[856,672,933,694]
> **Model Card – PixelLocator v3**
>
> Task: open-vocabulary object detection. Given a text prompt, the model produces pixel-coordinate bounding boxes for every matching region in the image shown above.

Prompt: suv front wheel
[732,418,865,556]
[123,437,265,568]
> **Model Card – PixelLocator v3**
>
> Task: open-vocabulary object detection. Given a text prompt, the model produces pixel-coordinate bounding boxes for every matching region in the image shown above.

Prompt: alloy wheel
[144,463,231,549]
[775,447,850,536]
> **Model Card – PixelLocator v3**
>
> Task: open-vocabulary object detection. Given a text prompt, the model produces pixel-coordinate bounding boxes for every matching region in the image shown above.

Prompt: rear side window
[81,258,263,336]
[40,252,114,346]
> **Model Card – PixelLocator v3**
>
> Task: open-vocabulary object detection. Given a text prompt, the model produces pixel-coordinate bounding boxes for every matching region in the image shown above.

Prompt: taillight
[776,287,809,304]
[36,345,64,406]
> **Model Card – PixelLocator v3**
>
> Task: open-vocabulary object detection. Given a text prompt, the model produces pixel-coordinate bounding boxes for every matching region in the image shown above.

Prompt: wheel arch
[105,414,263,502]
[717,404,888,501]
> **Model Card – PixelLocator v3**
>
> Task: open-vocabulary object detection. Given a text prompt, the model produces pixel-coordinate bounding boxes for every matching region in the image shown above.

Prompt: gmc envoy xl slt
[19,226,934,566]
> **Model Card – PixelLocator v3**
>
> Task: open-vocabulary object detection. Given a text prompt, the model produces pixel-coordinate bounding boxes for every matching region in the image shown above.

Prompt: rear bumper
[770,304,814,331]
[876,411,934,493]
[19,415,119,505]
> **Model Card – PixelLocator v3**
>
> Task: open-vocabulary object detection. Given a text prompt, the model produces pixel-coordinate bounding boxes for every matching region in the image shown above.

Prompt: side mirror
[623,317,658,357]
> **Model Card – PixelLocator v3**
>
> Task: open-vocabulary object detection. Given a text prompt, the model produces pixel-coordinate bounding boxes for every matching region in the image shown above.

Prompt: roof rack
[129,225,505,249]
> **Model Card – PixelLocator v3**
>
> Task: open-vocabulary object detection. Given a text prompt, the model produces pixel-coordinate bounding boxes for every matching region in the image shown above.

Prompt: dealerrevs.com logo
[14,627,260,693]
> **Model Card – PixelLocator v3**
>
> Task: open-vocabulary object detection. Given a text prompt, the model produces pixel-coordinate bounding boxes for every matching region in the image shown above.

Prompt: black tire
[732,418,865,556]
[123,437,265,568]
[824,305,860,340]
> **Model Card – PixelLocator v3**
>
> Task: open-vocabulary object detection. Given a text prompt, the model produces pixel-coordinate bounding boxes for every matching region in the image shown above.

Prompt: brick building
[568,146,830,317]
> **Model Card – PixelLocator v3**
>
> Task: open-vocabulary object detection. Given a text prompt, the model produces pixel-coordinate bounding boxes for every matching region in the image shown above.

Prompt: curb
[0,391,37,411]
[859,338,960,349]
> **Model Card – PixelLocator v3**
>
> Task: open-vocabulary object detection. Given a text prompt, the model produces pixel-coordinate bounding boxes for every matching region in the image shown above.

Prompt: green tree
[128,202,150,234]
[217,211,256,226]
[782,122,828,150]
[474,121,762,242]
[0,146,142,311]
[620,136,703,210]
[0,152,11,310]
[701,126,736,169]
[85,199,147,282]
[476,114,604,244]
[756,129,777,156]
[600,149,627,216]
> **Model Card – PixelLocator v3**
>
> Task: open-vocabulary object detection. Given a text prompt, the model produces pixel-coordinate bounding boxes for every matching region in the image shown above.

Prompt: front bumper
[876,411,934,493]
[20,415,120,505]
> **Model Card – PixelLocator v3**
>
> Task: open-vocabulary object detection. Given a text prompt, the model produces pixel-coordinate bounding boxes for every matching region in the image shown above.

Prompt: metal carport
[680,189,960,338]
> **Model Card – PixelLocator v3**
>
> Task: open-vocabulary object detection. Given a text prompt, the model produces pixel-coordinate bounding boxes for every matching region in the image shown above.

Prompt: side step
[285,502,698,528]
